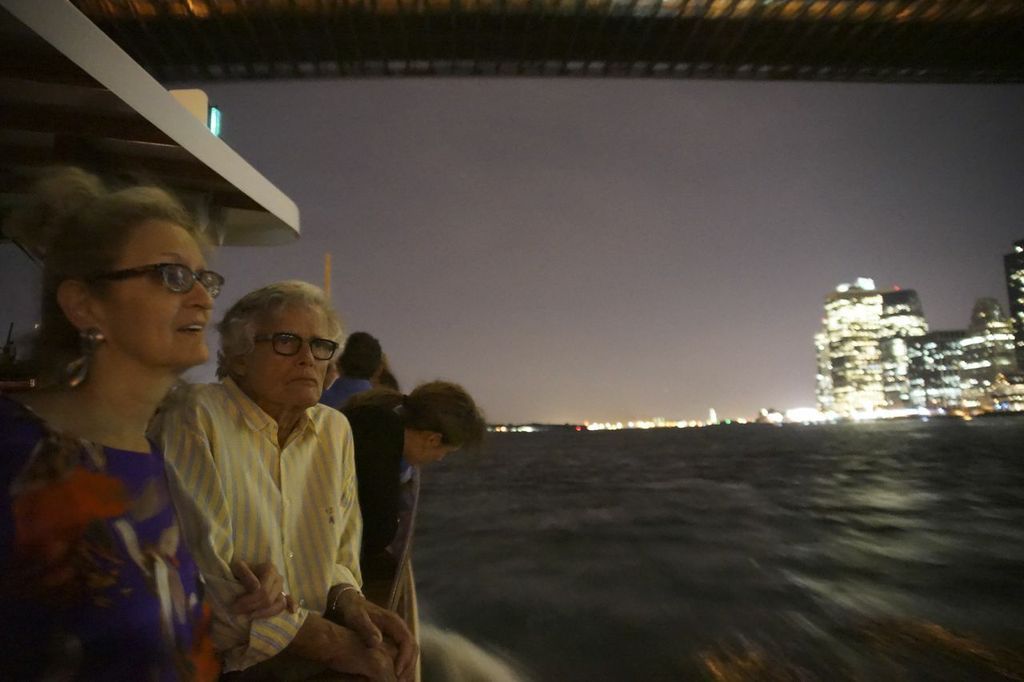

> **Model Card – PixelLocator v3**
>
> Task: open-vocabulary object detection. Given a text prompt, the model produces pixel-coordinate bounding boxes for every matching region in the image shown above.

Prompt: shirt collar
[223,376,318,442]
[223,376,275,432]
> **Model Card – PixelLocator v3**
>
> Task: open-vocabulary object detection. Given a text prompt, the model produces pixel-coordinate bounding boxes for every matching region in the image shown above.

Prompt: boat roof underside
[0,2,300,249]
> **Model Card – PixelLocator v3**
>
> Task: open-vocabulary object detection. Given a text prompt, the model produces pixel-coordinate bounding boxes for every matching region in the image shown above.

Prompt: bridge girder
[71,0,1024,84]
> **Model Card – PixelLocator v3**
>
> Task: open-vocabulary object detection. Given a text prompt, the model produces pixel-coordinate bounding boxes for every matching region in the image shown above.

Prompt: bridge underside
[72,0,1024,84]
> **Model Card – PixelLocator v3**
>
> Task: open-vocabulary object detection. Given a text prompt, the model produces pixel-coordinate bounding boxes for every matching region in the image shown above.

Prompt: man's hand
[324,622,399,682]
[230,559,298,619]
[286,613,399,682]
[334,588,418,682]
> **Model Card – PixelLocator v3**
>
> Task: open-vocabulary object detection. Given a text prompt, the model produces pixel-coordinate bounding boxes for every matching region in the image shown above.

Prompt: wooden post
[324,252,332,300]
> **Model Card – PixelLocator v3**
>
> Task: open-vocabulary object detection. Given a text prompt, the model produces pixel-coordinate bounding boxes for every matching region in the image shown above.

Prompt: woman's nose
[188,280,215,309]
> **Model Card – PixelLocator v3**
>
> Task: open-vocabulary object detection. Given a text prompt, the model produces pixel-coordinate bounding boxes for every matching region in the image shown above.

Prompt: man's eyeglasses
[90,263,225,298]
[254,332,339,361]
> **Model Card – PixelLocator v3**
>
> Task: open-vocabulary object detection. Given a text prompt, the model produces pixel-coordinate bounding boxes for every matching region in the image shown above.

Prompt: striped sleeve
[330,416,362,590]
[158,395,308,670]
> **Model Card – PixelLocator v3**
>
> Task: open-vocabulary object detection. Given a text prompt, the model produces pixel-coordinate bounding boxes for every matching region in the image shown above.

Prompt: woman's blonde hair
[3,167,202,383]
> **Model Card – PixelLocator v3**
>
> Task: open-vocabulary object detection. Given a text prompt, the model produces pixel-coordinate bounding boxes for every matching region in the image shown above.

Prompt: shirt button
[288,551,295,559]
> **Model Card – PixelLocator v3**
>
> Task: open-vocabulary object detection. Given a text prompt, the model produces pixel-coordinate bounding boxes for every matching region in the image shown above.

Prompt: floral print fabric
[0,396,218,681]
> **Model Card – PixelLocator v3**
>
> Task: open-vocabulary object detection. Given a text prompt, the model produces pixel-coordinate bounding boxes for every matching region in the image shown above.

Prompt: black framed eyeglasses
[90,263,225,298]
[254,332,339,361]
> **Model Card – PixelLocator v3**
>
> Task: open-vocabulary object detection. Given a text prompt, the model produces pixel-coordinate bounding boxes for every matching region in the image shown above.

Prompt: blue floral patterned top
[0,396,218,681]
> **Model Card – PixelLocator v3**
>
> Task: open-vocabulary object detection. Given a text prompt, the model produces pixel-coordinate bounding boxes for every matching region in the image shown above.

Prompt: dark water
[413,419,1024,681]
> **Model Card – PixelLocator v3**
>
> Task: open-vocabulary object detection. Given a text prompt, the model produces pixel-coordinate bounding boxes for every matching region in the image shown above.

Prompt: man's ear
[427,431,444,447]
[56,279,103,332]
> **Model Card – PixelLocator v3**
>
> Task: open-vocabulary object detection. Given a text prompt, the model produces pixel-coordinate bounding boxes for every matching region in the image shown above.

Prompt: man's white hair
[216,280,344,379]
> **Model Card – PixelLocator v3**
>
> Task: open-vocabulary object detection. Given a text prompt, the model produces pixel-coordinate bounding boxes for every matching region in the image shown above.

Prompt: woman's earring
[65,327,105,388]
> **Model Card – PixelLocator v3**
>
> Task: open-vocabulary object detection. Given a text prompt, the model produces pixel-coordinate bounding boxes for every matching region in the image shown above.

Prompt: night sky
[9,79,1024,423]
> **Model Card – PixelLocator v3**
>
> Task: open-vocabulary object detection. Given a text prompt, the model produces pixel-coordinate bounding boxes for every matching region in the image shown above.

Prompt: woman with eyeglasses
[0,168,291,681]
[153,281,418,682]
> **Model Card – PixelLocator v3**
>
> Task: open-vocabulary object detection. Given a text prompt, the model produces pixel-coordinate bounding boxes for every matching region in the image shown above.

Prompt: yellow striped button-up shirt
[155,377,362,672]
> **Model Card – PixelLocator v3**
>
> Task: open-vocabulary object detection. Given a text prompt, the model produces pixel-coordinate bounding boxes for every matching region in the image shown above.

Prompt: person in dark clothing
[342,382,486,607]
[321,332,383,409]
[374,353,401,392]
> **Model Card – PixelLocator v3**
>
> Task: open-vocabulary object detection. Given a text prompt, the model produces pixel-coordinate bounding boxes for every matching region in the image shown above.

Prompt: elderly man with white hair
[155,281,416,681]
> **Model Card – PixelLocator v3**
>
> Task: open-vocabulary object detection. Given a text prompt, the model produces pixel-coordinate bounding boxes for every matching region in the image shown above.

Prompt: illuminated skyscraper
[960,298,1017,409]
[817,278,927,415]
[1005,239,1024,368]
[879,289,928,406]
[821,278,884,415]
[814,330,833,412]
[907,331,966,410]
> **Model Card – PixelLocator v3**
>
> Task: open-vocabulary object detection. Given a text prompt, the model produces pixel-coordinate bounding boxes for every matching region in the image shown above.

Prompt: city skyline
[500,241,1024,427]
[814,240,1022,418]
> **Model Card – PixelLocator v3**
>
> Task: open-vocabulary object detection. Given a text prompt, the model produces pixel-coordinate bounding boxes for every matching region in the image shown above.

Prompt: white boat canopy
[0,0,300,247]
